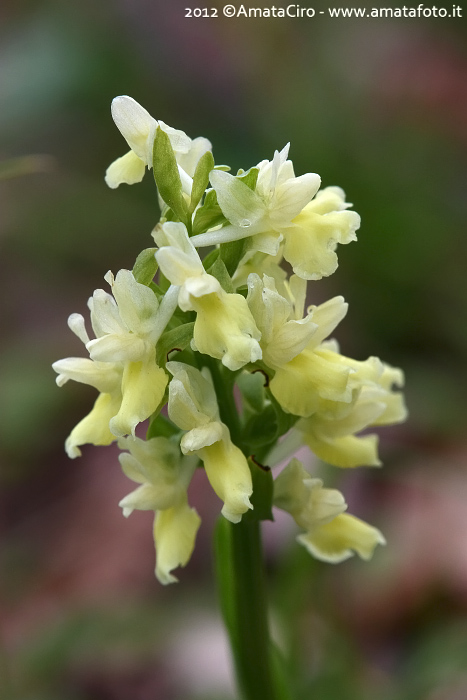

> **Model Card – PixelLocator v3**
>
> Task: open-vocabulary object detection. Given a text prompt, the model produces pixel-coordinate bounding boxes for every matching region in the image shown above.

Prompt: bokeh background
[1,1,467,698]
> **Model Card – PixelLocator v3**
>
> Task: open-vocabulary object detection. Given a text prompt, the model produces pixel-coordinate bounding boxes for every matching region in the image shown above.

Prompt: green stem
[202,356,243,449]
[207,357,292,698]
[215,517,288,700]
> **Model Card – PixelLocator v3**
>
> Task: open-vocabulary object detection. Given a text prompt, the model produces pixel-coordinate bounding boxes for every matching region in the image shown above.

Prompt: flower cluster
[54,96,407,583]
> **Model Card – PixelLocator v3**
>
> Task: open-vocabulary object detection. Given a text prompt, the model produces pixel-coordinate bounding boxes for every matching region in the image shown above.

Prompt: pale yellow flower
[155,222,262,370]
[118,436,200,584]
[274,459,385,563]
[247,274,354,416]
[167,361,253,522]
[297,354,407,467]
[53,270,178,455]
[105,95,195,189]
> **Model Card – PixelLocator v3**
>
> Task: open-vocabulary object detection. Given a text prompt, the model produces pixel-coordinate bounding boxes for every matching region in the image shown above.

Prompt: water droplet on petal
[239,219,251,228]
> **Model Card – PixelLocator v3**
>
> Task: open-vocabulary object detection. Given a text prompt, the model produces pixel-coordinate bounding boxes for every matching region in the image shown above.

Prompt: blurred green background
[1,1,467,698]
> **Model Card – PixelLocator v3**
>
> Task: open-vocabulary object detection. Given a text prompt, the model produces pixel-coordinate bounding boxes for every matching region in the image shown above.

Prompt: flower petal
[52,357,121,394]
[105,150,146,189]
[65,392,121,458]
[167,362,219,429]
[271,172,321,225]
[209,170,266,228]
[111,269,160,336]
[110,358,168,437]
[191,290,262,371]
[199,427,253,523]
[154,501,201,584]
[304,433,381,468]
[111,96,156,160]
[270,349,353,417]
[298,513,386,563]
[87,333,149,364]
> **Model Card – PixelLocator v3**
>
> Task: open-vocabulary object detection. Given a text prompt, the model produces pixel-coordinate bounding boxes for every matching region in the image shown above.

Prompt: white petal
[167,363,219,429]
[266,316,318,366]
[177,136,212,176]
[67,313,90,345]
[180,421,224,453]
[89,288,126,337]
[158,119,192,154]
[111,96,156,160]
[209,170,266,227]
[271,172,321,224]
[87,333,149,364]
[308,296,348,348]
[111,269,160,336]
[52,357,121,394]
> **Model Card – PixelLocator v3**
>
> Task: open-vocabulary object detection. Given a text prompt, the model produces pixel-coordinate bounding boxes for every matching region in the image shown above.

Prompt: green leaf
[147,413,180,440]
[206,256,234,293]
[156,322,195,365]
[237,167,259,191]
[220,238,247,277]
[245,457,274,521]
[158,271,171,293]
[243,404,279,450]
[189,151,215,214]
[236,371,266,413]
[269,392,297,438]
[153,127,189,223]
[201,247,220,270]
[132,248,158,286]
[149,281,165,299]
[192,189,226,236]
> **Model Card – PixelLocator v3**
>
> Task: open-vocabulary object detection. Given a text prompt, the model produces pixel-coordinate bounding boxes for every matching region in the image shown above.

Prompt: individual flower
[154,222,262,370]
[296,355,407,468]
[167,361,253,523]
[274,458,385,562]
[247,273,354,417]
[118,435,200,584]
[191,144,320,255]
[53,327,122,458]
[105,95,211,192]
[191,147,359,282]
[87,269,173,437]
[53,270,179,453]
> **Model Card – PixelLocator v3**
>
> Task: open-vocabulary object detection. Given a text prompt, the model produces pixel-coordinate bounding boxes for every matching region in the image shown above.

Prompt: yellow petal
[269,349,352,417]
[284,187,360,280]
[303,432,381,468]
[65,391,121,458]
[105,150,146,188]
[192,290,262,371]
[298,513,385,563]
[154,501,201,584]
[110,358,167,437]
[199,428,253,523]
